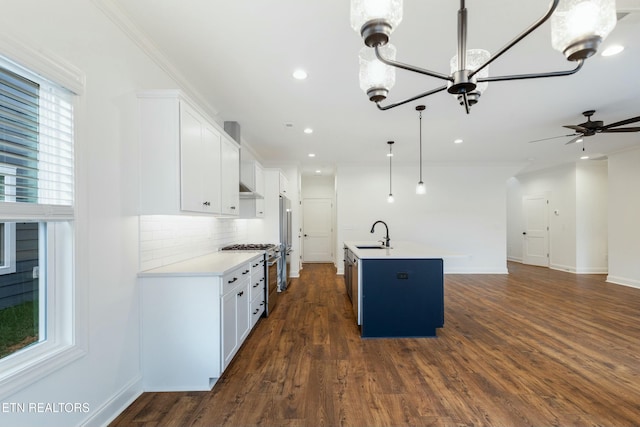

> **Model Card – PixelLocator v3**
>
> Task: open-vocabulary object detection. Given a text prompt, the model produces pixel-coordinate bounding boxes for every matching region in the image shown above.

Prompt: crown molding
[90,0,220,118]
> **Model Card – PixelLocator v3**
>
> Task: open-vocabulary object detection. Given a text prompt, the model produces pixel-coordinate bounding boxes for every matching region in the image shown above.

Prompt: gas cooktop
[221,243,277,251]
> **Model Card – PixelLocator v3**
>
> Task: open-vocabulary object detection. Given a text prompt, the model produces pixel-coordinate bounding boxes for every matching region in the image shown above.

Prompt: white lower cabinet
[222,275,250,369]
[140,255,261,391]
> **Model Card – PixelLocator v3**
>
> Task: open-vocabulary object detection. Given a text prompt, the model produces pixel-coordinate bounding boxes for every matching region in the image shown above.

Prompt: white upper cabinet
[138,90,239,216]
[240,149,265,198]
[180,102,222,213]
[279,171,289,196]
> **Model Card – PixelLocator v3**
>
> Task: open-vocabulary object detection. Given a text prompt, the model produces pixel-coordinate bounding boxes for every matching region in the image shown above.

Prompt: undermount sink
[355,245,390,249]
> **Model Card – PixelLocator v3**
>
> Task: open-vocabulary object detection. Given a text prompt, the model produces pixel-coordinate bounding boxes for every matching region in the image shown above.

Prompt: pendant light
[415,105,426,195]
[351,0,616,113]
[387,140,394,203]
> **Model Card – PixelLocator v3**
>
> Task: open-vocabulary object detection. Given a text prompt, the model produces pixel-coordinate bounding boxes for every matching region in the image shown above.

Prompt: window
[0,45,82,398]
[0,166,16,275]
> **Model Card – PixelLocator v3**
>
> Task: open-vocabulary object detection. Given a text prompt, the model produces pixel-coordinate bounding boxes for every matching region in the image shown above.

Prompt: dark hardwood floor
[111,262,640,426]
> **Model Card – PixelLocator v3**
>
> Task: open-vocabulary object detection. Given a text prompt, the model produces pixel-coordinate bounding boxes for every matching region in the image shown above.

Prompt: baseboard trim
[606,275,640,290]
[80,374,143,427]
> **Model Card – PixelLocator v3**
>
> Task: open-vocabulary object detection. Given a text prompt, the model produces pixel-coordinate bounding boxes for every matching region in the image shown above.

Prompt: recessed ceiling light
[387,153,394,157]
[315,170,322,174]
[293,69,308,80]
[581,155,590,160]
[454,138,463,144]
[602,44,624,57]
[304,128,313,134]
[308,153,316,157]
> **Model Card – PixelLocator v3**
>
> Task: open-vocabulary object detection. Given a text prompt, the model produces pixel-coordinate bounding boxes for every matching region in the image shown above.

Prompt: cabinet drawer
[250,275,265,300]
[222,264,251,295]
[250,295,265,327]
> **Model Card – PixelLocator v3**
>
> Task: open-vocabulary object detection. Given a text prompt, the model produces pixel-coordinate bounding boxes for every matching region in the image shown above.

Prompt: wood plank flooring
[111,262,640,426]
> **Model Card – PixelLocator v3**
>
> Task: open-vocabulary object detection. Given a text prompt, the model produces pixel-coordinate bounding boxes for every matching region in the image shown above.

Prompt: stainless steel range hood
[224,121,261,197]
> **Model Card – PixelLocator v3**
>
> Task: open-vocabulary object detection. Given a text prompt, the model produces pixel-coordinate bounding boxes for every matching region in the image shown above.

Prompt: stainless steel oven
[221,243,278,316]
[266,250,280,316]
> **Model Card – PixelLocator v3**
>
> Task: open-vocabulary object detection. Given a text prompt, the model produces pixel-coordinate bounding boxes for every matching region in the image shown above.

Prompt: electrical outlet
[32,266,39,279]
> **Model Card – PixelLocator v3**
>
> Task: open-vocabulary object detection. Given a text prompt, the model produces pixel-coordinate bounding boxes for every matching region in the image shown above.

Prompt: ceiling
[106,0,640,176]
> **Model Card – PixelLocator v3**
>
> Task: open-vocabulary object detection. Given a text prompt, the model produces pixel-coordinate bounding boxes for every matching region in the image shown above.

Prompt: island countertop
[138,251,264,277]
[344,241,465,260]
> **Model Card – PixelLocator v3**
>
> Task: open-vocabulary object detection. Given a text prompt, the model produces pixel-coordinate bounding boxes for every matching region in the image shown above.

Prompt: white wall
[607,146,640,288]
[507,161,609,274]
[0,1,250,426]
[576,162,608,273]
[336,163,520,274]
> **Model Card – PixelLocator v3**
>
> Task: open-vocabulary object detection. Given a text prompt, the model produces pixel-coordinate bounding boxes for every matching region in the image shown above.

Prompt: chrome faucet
[370,220,390,247]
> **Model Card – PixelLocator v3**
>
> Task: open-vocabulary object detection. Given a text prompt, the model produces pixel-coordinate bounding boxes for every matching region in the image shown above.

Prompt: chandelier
[351,0,617,113]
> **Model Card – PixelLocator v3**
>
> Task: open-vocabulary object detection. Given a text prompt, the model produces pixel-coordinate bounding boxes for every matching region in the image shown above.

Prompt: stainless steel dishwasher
[352,254,359,324]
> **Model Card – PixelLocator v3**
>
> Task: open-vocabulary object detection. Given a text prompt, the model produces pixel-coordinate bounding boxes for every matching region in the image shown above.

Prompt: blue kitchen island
[344,241,461,338]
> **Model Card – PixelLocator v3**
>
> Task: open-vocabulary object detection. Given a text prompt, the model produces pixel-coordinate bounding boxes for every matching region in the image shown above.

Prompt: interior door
[302,198,333,262]
[522,193,549,267]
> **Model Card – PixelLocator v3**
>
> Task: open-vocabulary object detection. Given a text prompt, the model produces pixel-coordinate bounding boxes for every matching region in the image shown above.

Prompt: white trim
[606,275,640,289]
[0,33,84,95]
[79,375,143,427]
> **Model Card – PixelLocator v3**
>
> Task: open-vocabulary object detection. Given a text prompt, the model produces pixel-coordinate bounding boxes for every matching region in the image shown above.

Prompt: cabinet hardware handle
[230,206,236,210]
[228,277,237,284]
[203,201,210,206]
[242,270,249,274]
[253,309,259,314]
[237,291,244,297]
[253,283,260,288]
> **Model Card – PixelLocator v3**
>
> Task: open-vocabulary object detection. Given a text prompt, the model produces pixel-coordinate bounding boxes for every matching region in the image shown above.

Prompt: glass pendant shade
[387,194,395,203]
[416,181,426,195]
[450,49,491,95]
[551,0,616,60]
[350,0,403,35]
[359,44,397,102]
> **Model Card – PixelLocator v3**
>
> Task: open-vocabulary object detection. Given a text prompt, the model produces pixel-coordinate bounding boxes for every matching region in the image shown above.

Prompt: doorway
[522,193,550,267]
[302,198,333,262]
[300,174,336,264]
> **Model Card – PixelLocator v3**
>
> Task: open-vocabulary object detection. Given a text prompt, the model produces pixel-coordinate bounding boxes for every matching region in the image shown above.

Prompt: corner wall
[336,163,519,274]
[607,146,640,288]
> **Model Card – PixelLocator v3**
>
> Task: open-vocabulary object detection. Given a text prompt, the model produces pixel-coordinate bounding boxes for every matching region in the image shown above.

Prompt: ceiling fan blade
[528,134,578,143]
[564,125,589,133]
[600,127,640,133]
[564,135,584,145]
[601,116,640,130]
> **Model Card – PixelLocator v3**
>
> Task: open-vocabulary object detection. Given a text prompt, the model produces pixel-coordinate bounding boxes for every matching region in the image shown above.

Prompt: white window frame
[0,166,16,275]
[0,34,86,400]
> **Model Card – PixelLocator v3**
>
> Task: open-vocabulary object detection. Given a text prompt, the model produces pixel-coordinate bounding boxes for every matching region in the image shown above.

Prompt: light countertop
[138,251,264,277]
[344,241,466,260]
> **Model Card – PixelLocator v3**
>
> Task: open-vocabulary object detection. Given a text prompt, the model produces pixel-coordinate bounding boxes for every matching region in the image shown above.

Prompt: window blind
[0,59,74,219]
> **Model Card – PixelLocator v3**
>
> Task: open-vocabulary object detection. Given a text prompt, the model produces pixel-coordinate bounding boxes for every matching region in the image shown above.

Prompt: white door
[302,198,333,262]
[522,193,549,267]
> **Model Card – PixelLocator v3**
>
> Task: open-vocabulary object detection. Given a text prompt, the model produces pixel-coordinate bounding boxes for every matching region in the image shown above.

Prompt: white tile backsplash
[139,215,248,271]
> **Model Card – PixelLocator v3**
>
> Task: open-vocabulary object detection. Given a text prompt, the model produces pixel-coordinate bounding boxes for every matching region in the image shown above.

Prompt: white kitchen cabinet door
[221,280,250,369]
[220,135,240,216]
[221,287,238,368]
[180,103,221,213]
[279,171,289,196]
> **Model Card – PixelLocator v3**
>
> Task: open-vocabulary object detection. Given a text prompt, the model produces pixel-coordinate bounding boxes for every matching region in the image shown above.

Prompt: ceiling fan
[529,110,640,145]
